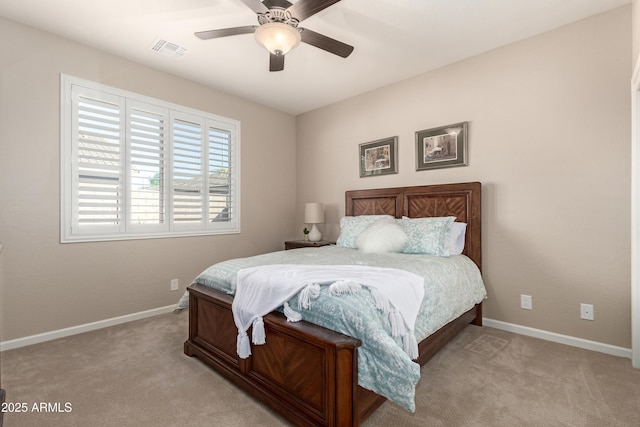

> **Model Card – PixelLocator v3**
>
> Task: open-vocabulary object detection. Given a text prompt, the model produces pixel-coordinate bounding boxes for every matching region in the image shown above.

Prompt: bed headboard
[345,182,481,271]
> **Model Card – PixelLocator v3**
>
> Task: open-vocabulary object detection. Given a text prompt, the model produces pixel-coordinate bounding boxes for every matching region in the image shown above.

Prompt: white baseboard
[483,318,632,359]
[0,305,176,352]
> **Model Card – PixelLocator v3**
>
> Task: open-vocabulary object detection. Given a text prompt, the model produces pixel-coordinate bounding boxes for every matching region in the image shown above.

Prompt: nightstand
[284,240,335,250]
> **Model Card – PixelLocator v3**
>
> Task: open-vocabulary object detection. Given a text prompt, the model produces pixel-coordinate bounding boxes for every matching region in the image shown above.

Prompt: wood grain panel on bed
[347,193,401,217]
[185,283,361,427]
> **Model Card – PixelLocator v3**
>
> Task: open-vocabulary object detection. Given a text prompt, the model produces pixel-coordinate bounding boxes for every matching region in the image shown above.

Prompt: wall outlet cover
[520,294,532,310]
[580,303,594,320]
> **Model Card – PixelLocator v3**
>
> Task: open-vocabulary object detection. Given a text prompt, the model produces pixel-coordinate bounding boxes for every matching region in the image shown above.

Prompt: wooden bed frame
[184,182,482,427]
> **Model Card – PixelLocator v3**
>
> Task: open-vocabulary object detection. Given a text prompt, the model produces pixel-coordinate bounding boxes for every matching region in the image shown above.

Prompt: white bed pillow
[449,222,467,255]
[400,216,456,256]
[355,218,408,253]
[336,215,395,249]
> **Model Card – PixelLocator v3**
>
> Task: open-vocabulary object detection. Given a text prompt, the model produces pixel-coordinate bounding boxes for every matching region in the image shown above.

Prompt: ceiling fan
[195,0,354,72]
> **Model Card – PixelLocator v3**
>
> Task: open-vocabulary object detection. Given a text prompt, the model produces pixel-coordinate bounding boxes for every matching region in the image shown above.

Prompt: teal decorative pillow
[336,215,395,248]
[400,216,456,256]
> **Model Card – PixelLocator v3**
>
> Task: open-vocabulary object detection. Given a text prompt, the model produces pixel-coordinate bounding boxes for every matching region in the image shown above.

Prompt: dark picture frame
[359,136,398,177]
[415,122,468,171]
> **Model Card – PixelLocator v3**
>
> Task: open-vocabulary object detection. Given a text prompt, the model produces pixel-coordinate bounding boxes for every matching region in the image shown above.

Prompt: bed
[183,182,484,426]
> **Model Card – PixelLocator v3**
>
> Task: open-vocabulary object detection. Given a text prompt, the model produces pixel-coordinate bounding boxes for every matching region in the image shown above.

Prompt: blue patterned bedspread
[176,246,486,411]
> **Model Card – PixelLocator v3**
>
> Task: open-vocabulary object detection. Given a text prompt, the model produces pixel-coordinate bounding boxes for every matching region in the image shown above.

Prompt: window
[60,75,240,242]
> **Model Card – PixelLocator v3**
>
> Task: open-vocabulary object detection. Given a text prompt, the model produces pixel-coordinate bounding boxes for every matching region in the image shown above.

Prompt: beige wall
[297,6,633,348]
[0,17,297,341]
[634,0,640,66]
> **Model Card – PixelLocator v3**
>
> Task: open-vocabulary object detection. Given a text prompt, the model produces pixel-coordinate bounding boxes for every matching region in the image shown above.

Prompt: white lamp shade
[304,203,325,224]
[254,23,301,55]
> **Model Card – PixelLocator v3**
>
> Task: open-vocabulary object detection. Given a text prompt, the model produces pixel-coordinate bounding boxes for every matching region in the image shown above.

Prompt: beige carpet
[1,311,639,426]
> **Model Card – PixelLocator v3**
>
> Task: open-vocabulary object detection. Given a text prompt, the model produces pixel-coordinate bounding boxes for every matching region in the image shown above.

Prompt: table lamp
[304,202,325,242]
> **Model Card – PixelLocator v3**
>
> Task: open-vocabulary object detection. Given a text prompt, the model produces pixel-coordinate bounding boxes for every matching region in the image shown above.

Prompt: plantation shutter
[72,87,124,234]
[207,125,235,225]
[127,101,169,232]
[172,115,205,227]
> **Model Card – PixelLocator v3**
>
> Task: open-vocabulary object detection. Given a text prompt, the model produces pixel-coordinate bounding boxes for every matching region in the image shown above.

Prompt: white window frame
[60,74,241,243]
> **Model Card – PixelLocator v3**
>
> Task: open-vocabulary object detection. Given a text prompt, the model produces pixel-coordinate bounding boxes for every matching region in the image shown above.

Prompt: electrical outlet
[580,303,594,320]
[520,294,532,310]
[170,279,179,291]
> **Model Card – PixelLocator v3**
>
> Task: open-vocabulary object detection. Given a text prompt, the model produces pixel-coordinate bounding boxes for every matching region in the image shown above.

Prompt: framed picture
[359,136,398,177]
[415,122,468,171]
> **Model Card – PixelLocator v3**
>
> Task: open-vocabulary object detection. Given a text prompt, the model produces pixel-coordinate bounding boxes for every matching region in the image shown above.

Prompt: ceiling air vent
[149,38,187,59]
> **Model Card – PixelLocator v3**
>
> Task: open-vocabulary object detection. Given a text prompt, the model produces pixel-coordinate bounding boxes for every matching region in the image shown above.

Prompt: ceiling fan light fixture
[254,22,301,56]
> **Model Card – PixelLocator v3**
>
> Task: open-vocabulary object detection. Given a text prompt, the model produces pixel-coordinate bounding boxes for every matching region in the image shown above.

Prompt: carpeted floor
[1,311,639,426]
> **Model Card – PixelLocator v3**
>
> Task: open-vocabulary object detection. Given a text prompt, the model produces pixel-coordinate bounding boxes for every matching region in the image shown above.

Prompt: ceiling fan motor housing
[257,8,300,28]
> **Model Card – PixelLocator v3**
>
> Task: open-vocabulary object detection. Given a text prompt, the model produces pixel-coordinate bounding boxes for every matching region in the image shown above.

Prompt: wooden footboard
[184,283,482,427]
[184,283,362,427]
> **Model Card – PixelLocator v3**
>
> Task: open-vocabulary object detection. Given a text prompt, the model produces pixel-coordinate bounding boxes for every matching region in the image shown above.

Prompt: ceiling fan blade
[238,0,269,14]
[262,0,293,9]
[300,28,353,58]
[195,26,258,40]
[269,53,285,72]
[287,0,341,22]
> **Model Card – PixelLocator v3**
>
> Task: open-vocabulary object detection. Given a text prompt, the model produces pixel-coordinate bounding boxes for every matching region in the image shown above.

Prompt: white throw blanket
[232,264,425,360]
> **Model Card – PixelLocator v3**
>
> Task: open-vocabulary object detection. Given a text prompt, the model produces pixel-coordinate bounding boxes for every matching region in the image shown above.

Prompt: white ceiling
[0,0,630,115]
